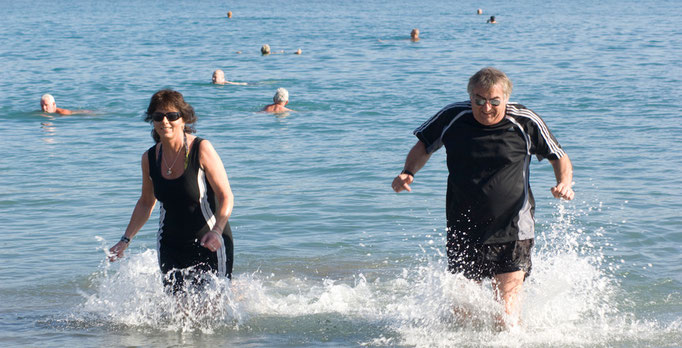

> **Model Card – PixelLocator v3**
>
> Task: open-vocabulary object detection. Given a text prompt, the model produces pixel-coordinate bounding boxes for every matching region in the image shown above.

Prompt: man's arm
[549,154,574,200]
[392,140,432,192]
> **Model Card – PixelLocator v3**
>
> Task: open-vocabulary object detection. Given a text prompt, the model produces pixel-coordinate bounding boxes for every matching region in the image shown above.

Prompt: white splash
[74,203,677,346]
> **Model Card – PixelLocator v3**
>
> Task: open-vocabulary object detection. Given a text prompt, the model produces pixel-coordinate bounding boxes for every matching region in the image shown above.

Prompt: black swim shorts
[446,233,534,281]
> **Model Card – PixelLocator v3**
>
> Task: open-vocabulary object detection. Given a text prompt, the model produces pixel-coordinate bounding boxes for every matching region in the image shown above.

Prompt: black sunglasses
[473,98,502,106]
[151,112,182,122]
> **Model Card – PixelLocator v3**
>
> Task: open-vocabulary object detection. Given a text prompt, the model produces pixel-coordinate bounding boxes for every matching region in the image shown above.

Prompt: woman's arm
[198,140,234,252]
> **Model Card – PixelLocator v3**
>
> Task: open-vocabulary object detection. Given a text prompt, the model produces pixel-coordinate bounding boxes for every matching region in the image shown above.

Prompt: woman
[109,89,234,293]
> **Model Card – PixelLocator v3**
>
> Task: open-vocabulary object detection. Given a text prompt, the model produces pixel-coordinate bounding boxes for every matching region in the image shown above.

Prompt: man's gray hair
[273,88,289,103]
[41,93,55,103]
[467,67,513,98]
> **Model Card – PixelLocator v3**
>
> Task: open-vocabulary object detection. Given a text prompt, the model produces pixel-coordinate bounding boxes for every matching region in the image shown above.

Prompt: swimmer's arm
[200,140,234,233]
[55,108,73,115]
[109,151,157,260]
[226,81,248,86]
[549,154,574,200]
[392,140,432,193]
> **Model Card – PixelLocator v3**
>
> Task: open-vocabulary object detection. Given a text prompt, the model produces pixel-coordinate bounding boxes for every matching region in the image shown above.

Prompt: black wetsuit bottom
[159,233,233,294]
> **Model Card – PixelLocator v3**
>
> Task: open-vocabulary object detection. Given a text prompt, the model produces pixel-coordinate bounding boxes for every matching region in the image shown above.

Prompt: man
[261,44,271,55]
[410,28,420,42]
[40,94,75,115]
[262,88,293,113]
[392,67,574,327]
[212,69,247,85]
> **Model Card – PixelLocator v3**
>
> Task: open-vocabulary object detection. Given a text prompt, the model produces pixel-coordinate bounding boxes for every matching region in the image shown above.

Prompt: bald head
[212,69,226,84]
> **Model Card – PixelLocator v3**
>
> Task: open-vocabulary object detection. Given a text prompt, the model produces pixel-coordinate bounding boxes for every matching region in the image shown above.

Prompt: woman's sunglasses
[151,112,182,122]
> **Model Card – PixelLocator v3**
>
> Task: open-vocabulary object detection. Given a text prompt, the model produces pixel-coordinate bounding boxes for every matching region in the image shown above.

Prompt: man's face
[470,83,508,126]
[41,99,56,113]
[212,70,225,84]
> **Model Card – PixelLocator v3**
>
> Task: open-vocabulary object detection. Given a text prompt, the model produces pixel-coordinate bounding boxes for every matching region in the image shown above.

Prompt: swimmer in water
[487,16,497,24]
[227,11,232,18]
[260,44,284,55]
[477,9,483,15]
[262,88,293,113]
[40,94,89,115]
[212,69,247,85]
[410,28,420,42]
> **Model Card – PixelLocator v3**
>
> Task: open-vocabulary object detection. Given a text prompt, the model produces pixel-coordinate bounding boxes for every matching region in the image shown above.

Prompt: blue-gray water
[1,0,681,346]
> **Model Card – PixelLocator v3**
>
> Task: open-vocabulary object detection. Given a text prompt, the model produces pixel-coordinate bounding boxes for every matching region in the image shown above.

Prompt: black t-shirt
[414,101,566,244]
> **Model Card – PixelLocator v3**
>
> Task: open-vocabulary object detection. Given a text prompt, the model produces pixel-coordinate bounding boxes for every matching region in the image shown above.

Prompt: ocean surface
[1,0,681,346]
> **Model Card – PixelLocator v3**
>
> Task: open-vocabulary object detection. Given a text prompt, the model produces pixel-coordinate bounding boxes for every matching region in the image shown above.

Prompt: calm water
[1,0,681,346]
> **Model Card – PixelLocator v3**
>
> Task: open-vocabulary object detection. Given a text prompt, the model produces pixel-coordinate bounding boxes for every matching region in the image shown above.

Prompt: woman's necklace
[161,133,188,176]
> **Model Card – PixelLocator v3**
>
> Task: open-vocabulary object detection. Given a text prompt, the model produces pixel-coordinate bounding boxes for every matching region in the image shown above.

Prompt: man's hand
[392,173,414,193]
[551,182,574,200]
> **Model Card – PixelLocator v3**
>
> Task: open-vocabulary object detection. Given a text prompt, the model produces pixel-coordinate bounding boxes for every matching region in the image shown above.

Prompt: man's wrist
[401,169,415,177]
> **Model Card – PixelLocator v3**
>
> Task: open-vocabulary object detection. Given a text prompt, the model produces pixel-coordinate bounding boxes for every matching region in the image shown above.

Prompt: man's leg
[492,270,525,326]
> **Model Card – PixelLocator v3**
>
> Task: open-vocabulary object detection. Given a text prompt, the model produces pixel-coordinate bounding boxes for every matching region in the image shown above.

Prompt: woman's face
[152,105,185,140]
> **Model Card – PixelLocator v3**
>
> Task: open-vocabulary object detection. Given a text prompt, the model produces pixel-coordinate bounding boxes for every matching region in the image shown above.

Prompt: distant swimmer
[392,67,574,329]
[227,11,232,18]
[261,44,271,55]
[40,94,88,115]
[295,48,302,55]
[261,44,284,55]
[410,28,420,42]
[487,16,496,23]
[477,8,483,15]
[262,88,293,113]
[212,69,247,85]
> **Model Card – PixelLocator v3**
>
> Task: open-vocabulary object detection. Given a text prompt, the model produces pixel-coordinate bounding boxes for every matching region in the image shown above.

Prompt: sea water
[1,0,681,346]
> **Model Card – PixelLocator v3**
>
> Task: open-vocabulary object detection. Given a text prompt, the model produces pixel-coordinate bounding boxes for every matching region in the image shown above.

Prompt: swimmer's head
[295,48,302,55]
[273,88,289,104]
[490,16,496,22]
[411,28,420,40]
[227,11,232,18]
[477,9,483,15]
[261,44,271,55]
[212,69,226,84]
[41,94,56,113]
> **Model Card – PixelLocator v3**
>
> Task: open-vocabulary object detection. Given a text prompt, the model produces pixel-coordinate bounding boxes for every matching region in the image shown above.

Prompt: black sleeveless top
[147,137,229,246]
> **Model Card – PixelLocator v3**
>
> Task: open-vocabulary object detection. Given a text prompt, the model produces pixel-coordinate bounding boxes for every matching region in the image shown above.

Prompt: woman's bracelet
[210,229,222,237]
[120,236,131,244]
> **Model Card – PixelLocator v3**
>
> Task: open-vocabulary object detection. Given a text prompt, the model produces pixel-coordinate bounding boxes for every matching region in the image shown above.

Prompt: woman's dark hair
[144,89,197,143]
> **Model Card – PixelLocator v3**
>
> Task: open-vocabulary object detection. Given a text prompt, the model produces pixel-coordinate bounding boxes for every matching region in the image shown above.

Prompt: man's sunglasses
[151,112,182,122]
[473,98,502,106]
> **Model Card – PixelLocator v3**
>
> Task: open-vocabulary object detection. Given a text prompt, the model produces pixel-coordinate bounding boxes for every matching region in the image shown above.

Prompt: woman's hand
[200,231,223,252]
[108,240,129,262]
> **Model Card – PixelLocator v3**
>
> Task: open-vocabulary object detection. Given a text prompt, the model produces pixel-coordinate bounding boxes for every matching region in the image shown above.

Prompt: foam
[74,204,675,345]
